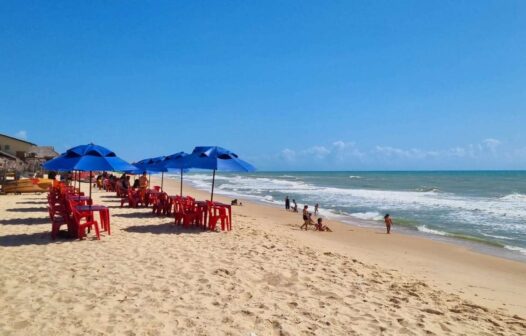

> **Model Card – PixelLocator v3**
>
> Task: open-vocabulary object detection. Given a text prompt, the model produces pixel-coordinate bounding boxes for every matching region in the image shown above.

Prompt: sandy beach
[1,176,525,336]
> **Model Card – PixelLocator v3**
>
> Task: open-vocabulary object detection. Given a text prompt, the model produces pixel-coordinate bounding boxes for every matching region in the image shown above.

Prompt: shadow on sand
[104,205,129,209]
[6,207,47,213]
[101,199,121,203]
[0,217,49,225]
[0,231,74,247]
[112,211,156,218]
[124,223,207,235]
[16,201,47,205]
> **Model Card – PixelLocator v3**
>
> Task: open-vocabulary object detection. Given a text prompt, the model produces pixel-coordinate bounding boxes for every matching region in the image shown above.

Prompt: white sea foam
[500,193,526,201]
[417,225,449,236]
[504,245,526,256]
[349,175,362,179]
[350,212,384,221]
[480,233,514,240]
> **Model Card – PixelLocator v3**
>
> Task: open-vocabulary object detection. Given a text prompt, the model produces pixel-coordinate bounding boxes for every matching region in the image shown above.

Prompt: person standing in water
[384,214,393,234]
[285,196,290,211]
[314,203,319,215]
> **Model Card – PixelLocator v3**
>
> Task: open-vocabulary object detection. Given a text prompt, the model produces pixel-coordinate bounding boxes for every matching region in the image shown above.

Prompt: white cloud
[273,137,523,169]
[483,138,501,153]
[279,148,296,161]
[302,145,330,159]
[374,146,434,159]
[15,130,27,140]
[375,139,504,160]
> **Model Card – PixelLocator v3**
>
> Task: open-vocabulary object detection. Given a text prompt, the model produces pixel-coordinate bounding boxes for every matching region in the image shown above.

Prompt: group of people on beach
[285,196,331,232]
[284,196,394,234]
[95,171,149,193]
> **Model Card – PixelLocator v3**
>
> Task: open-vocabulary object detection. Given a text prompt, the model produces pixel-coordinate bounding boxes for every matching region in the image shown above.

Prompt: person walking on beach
[285,196,290,211]
[301,205,312,230]
[384,214,393,234]
[292,199,298,212]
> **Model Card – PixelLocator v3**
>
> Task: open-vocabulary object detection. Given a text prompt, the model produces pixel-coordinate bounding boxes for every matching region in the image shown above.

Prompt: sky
[1,1,525,170]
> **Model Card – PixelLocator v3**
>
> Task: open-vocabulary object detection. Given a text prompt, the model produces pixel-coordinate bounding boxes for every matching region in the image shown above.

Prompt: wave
[500,193,526,201]
[416,225,505,248]
[415,187,440,193]
[480,232,514,240]
[417,225,449,236]
[350,211,384,221]
[504,245,526,256]
[349,175,362,179]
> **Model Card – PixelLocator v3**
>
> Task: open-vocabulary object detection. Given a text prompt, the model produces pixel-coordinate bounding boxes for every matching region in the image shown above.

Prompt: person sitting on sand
[384,214,393,234]
[316,218,332,232]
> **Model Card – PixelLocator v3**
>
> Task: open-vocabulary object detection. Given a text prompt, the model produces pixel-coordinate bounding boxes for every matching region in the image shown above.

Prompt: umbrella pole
[89,170,92,209]
[149,173,151,188]
[180,168,183,196]
[77,170,81,202]
[161,172,164,192]
[211,169,216,202]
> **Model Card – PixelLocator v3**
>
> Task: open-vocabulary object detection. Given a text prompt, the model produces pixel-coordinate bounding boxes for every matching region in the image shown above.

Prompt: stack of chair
[46,182,100,240]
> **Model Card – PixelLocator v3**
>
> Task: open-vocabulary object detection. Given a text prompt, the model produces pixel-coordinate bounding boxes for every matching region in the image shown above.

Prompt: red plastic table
[76,205,111,235]
[214,202,232,228]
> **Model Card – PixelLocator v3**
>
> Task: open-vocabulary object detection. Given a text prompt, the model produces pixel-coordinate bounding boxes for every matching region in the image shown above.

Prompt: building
[0,133,59,173]
[26,146,60,172]
[0,133,37,160]
[0,150,22,171]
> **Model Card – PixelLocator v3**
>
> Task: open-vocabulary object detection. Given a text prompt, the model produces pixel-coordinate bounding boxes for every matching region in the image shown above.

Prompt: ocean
[171,171,526,261]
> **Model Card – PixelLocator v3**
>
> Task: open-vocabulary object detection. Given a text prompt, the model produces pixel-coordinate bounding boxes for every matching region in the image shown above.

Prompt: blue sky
[1,1,525,170]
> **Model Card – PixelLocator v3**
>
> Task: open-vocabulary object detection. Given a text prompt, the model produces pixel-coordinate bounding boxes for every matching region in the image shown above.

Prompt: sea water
[169,171,526,261]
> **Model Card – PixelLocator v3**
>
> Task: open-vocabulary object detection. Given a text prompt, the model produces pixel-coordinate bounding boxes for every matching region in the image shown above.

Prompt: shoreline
[169,173,526,264]
[156,175,526,317]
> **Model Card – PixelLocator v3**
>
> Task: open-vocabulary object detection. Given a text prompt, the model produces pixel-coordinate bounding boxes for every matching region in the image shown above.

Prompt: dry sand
[1,176,525,335]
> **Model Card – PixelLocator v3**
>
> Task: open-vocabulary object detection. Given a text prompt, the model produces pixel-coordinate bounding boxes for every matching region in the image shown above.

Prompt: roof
[28,146,59,158]
[0,150,19,160]
[0,133,37,146]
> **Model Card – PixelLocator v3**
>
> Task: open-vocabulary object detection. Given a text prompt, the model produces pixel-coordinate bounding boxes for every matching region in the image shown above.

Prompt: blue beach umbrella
[43,144,136,172]
[186,146,255,201]
[157,152,189,196]
[43,143,136,200]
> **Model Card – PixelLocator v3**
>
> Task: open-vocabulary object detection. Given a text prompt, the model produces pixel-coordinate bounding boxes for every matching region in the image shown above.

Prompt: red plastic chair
[162,196,173,216]
[121,190,142,208]
[152,193,167,216]
[71,208,100,240]
[48,206,68,240]
[173,199,184,225]
[174,198,197,227]
[207,201,230,231]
